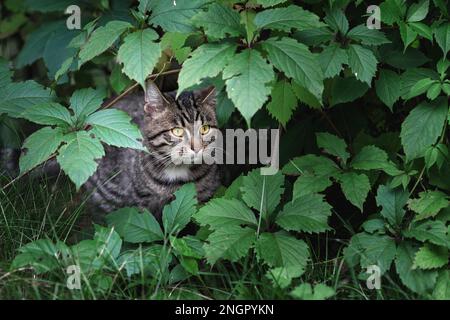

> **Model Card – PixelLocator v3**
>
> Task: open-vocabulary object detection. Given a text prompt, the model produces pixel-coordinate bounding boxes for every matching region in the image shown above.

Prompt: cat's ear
[195,86,216,108]
[144,81,166,114]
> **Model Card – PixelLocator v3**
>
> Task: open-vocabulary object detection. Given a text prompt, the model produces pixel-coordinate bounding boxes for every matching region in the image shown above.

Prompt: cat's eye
[199,125,210,135]
[171,127,184,137]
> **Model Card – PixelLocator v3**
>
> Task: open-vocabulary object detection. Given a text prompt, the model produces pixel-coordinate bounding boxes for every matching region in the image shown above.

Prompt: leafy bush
[0,0,449,300]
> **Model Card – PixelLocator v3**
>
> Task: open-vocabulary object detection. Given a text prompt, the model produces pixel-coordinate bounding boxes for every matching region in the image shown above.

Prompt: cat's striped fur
[84,82,221,219]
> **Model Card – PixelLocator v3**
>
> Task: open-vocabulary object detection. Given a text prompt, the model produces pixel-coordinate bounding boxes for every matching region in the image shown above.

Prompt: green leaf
[56,131,105,189]
[204,225,256,265]
[79,20,132,65]
[262,37,324,100]
[86,109,145,150]
[105,207,164,243]
[148,0,209,33]
[254,5,323,32]
[256,231,309,270]
[324,9,348,34]
[19,127,64,173]
[347,44,377,85]
[414,244,448,269]
[177,43,236,95]
[118,245,164,277]
[409,22,433,40]
[406,0,429,22]
[346,25,390,46]
[276,193,332,233]
[93,225,123,262]
[195,198,257,229]
[338,172,371,211]
[222,49,274,124]
[400,98,448,161]
[21,102,72,126]
[162,183,197,235]
[318,44,348,79]
[293,174,332,199]
[117,29,161,90]
[433,270,450,300]
[351,145,389,170]
[282,154,340,177]
[404,220,449,247]
[160,32,191,63]
[240,169,284,219]
[291,283,335,300]
[408,190,449,221]
[110,64,133,94]
[0,58,13,87]
[291,81,322,108]
[395,243,438,294]
[256,0,288,7]
[375,69,401,110]
[69,88,106,120]
[192,3,243,38]
[379,0,405,25]
[434,23,450,56]
[316,132,349,163]
[266,80,297,126]
[375,185,409,227]
[427,83,442,100]
[358,233,397,274]
[400,22,418,50]
[0,81,55,118]
[330,76,369,106]
[408,78,437,100]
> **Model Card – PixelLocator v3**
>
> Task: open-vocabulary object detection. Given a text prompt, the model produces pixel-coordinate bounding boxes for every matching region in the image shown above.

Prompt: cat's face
[143,82,218,167]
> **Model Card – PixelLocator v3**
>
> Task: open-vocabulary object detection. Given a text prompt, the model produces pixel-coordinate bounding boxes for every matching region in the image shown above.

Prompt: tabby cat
[84,81,221,219]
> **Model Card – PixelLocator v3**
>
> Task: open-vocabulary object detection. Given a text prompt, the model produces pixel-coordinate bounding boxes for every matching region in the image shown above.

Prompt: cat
[83,81,221,220]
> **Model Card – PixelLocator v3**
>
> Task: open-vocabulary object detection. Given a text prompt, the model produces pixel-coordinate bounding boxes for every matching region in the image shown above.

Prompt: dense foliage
[0,0,449,299]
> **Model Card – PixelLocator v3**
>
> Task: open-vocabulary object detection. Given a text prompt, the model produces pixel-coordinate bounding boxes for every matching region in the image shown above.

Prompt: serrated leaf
[117,29,161,90]
[427,83,442,100]
[19,127,64,173]
[324,9,348,34]
[347,44,377,85]
[177,43,236,95]
[79,20,132,65]
[347,25,390,46]
[160,32,191,63]
[105,207,163,243]
[21,102,72,126]
[316,132,349,163]
[282,154,340,177]
[375,69,401,110]
[400,98,448,161]
[69,88,106,119]
[276,193,332,233]
[358,233,397,274]
[254,5,323,32]
[414,244,448,269]
[433,270,450,300]
[293,174,332,199]
[192,3,243,38]
[351,145,389,170]
[262,37,324,100]
[256,0,288,7]
[0,58,13,86]
[256,231,309,270]
[338,172,370,211]
[408,190,449,221]
[291,283,335,300]
[195,198,257,229]
[404,220,449,247]
[56,131,105,189]
[222,49,274,124]
[406,0,429,22]
[408,78,436,99]
[318,44,348,79]
[204,225,255,265]
[330,76,369,106]
[240,168,284,219]
[375,185,409,227]
[379,0,405,25]
[409,22,433,40]
[291,81,322,108]
[400,22,418,50]
[0,81,55,118]
[86,109,145,150]
[395,243,438,294]
[434,23,450,56]
[266,80,297,126]
[162,183,197,235]
[148,0,209,33]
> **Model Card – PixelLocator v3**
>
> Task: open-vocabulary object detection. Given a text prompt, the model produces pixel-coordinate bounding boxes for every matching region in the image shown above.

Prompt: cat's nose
[190,138,202,153]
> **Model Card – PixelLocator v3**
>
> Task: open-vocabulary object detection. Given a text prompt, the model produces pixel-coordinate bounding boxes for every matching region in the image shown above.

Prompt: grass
[0,173,414,300]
